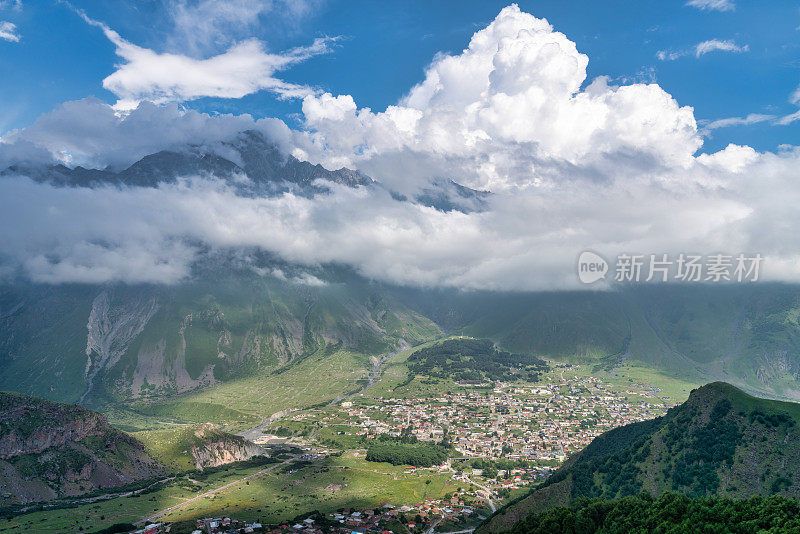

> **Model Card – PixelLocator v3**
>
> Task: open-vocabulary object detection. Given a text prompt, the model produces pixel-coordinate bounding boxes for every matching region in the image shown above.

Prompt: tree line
[509,492,800,533]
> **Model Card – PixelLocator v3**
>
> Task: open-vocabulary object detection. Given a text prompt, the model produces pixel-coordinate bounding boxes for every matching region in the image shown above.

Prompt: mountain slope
[0,391,164,506]
[395,284,800,399]
[0,262,441,407]
[480,382,800,533]
[505,492,800,534]
[8,275,800,411]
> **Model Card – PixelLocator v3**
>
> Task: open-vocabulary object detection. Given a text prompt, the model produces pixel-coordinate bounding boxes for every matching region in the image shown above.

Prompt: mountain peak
[1,129,373,196]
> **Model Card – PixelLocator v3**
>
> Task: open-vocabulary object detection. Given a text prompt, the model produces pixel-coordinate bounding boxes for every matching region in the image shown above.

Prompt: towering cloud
[300,5,700,191]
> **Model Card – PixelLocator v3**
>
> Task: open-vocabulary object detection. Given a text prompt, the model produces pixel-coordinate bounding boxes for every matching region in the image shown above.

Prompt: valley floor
[1,339,701,532]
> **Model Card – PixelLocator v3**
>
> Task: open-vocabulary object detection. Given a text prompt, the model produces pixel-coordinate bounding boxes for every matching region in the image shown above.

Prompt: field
[0,452,462,533]
[110,349,378,433]
[154,451,461,524]
[556,361,700,404]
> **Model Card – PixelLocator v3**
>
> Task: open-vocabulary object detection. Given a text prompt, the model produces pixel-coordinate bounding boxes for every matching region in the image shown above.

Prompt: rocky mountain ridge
[1,129,491,213]
[0,265,442,406]
[0,392,164,506]
[1,130,373,197]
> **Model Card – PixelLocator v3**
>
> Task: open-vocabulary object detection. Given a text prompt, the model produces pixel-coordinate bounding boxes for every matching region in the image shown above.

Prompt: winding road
[445,462,496,513]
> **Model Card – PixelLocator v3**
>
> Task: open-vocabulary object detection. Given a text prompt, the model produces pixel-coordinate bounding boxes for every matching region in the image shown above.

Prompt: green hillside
[6,267,800,421]
[481,382,800,533]
[396,284,800,400]
[0,263,441,408]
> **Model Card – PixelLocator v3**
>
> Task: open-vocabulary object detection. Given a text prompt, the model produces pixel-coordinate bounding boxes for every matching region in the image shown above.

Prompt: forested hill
[394,283,800,401]
[505,492,800,534]
[480,382,800,533]
[405,337,550,382]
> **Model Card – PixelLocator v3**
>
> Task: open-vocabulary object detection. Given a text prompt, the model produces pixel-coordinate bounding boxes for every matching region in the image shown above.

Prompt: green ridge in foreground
[507,492,800,534]
[481,382,800,533]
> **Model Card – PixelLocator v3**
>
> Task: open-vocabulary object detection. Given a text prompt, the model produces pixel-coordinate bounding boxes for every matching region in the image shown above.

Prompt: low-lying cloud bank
[1,5,799,290]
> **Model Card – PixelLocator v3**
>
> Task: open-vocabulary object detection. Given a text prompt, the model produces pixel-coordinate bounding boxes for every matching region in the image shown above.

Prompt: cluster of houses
[129,367,673,534]
[192,517,263,533]
[174,500,484,534]
[329,373,670,462]
[320,500,482,533]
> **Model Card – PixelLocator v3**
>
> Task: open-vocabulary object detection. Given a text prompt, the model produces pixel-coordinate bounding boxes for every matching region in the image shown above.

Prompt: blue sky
[1,0,798,154]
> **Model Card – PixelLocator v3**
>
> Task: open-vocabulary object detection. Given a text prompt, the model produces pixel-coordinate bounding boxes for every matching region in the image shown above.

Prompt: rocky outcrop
[0,392,164,506]
[0,408,105,459]
[753,350,799,384]
[189,424,267,470]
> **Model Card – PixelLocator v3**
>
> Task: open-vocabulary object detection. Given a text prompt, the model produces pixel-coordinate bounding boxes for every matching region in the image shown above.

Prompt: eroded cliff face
[129,325,217,399]
[0,270,440,406]
[82,291,159,403]
[0,392,164,506]
[114,284,428,400]
[188,424,267,469]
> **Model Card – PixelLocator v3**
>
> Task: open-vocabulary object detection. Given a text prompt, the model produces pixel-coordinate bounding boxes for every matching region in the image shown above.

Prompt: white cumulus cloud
[75,8,333,111]
[300,5,701,192]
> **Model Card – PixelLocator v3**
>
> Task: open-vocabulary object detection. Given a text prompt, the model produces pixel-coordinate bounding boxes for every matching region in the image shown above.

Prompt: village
[295,367,676,495]
[127,366,677,534]
[131,498,488,534]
